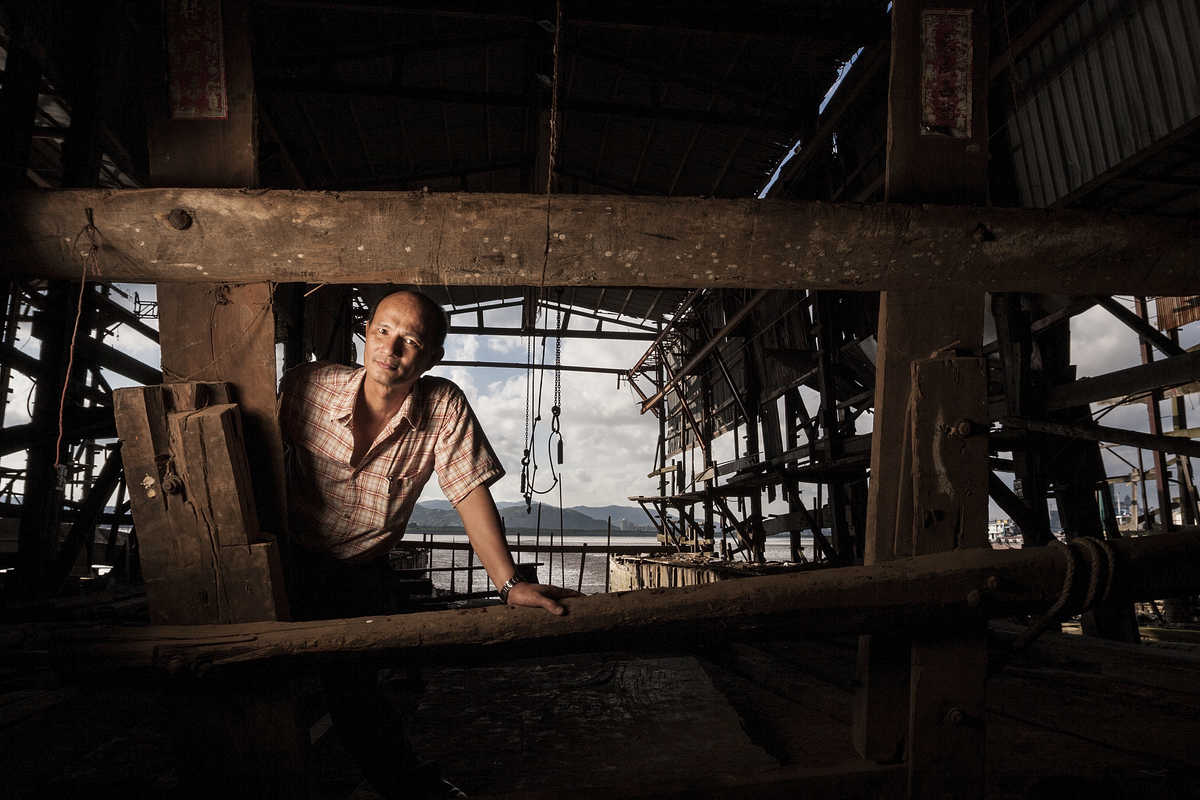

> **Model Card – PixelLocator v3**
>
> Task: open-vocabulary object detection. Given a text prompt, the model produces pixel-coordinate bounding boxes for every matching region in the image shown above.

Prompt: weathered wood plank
[167,404,258,547]
[1005,417,1200,460]
[28,529,1200,673]
[220,541,290,623]
[113,385,221,624]
[1045,348,1200,412]
[906,358,989,800]
[908,357,989,555]
[856,292,982,762]
[2,190,1198,293]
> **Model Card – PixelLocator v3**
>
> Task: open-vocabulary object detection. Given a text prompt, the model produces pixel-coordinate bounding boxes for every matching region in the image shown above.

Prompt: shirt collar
[329,367,425,431]
[328,367,365,424]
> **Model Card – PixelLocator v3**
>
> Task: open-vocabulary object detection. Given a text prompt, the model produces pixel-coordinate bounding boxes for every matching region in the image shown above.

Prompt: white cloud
[422,336,660,507]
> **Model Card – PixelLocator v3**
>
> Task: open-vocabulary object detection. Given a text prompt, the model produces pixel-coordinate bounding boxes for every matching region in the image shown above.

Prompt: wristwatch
[499,574,525,604]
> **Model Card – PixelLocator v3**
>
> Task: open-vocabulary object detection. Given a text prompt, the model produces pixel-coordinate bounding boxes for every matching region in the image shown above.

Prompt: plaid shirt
[279,362,504,562]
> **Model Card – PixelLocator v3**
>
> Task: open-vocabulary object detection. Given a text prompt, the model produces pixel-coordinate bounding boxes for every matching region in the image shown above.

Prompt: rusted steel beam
[26,529,1200,675]
[2,190,1197,293]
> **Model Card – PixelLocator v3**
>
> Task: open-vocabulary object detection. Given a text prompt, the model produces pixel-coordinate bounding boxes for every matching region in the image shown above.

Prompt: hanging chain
[551,305,563,464]
[521,332,533,507]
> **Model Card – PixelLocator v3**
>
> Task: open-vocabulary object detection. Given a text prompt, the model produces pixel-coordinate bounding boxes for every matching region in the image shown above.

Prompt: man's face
[363,293,443,391]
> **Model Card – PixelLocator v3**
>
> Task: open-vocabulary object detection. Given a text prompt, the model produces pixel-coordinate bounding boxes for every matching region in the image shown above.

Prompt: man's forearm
[454,484,518,590]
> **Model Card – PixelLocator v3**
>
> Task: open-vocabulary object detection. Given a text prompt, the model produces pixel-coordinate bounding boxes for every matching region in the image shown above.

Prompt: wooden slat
[1,190,1197,293]
[1045,349,1200,411]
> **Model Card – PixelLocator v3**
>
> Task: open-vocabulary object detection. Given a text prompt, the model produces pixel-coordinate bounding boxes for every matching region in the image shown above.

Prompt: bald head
[368,290,449,349]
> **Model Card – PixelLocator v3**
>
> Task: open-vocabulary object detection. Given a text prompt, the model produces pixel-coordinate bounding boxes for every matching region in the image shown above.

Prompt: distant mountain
[407,501,654,531]
[571,504,654,530]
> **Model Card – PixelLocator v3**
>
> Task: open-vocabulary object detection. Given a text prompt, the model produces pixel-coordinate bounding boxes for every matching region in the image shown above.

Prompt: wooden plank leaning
[113,383,288,625]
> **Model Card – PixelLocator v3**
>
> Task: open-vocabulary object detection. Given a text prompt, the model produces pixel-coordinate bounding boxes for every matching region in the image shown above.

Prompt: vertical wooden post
[146,0,286,535]
[578,544,587,593]
[1135,296,1174,531]
[605,518,612,593]
[905,357,989,799]
[855,1,990,790]
[136,4,306,796]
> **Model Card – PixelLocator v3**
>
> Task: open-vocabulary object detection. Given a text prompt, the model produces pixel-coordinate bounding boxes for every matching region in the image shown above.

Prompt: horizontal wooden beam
[3,190,1198,293]
[1004,417,1200,460]
[1046,350,1200,411]
[26,529,1200,674]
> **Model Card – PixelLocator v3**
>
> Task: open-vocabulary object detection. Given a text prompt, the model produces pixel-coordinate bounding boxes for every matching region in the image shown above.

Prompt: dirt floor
[3,629,1199,799]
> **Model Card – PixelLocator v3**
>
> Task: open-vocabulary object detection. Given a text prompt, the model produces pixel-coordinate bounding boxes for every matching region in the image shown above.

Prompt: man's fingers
[537,592,566,615]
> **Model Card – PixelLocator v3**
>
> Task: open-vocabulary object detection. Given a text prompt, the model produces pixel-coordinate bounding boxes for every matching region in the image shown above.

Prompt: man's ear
[427,346,445,370]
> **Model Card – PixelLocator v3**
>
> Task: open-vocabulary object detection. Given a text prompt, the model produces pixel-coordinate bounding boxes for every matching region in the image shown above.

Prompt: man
[279,289,577,798]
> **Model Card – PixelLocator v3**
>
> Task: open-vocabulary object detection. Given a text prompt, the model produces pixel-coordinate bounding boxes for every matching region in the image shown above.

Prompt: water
[406,531,815,596]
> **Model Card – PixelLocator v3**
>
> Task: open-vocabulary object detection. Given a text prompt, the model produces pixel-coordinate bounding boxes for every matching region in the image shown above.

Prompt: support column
[855,3,990,791]
[138,2,305,794]
[147,0,286,534]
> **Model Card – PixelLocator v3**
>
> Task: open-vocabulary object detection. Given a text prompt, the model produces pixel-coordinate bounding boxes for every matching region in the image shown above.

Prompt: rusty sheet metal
[1155,296,1200,330]
[1004,0,1200,208]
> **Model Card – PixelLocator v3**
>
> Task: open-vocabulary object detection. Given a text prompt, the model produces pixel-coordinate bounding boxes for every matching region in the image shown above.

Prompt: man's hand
[505,581,583,615]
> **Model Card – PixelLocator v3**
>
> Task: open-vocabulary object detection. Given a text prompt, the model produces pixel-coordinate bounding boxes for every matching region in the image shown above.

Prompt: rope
[56,210,104,478]
[537,0,563,290]
[1012,536,1119,651]
[1013,539,1076,650]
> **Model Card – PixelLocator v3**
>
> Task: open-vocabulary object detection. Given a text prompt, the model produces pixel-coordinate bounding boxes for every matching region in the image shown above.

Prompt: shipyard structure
[1,0,1199,797]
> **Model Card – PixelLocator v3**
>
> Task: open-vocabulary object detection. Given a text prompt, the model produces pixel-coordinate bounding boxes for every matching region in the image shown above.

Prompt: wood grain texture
[28,529,1200,673]
[158,283,286,534]
[167,404,258,547]
[909,356,989,555]
[3,189,1198,293]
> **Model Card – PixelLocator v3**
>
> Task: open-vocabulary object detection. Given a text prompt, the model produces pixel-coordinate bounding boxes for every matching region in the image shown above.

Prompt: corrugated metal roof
[1004,0,1200,209]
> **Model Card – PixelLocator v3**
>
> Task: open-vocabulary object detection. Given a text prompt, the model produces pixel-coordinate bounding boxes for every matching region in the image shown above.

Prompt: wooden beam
[1045,349,1200,412]
[3,191,1198,293]
[27,528,1200,673]
[640,290,768,413]
[1004,417,1200,460]
[1093,295,1185,358]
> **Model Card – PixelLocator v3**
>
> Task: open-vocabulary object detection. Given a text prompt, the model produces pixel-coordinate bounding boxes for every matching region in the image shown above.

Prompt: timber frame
[2,189,1197,294]
[3,0,1200,798]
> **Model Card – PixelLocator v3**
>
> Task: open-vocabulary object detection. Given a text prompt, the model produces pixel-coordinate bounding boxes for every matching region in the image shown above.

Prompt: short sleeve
[434,388,505,505]
[277,362,312,444]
